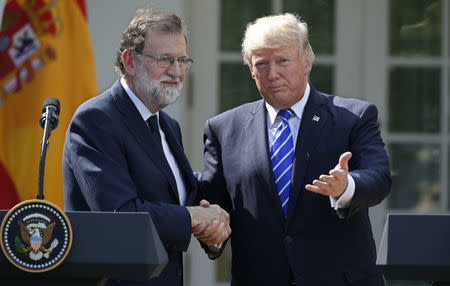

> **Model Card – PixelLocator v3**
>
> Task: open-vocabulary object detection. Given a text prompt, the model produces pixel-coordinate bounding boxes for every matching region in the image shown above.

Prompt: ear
[304,60,312,75]
[248,63,256,79]
[122,49,137,77]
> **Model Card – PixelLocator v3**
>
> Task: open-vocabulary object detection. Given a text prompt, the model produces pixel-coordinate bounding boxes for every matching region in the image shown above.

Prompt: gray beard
[134,64,182,107]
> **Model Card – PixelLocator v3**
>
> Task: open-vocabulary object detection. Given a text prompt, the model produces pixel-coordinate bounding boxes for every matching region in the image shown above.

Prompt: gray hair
[241,13,315,66]
[114,7,187,76]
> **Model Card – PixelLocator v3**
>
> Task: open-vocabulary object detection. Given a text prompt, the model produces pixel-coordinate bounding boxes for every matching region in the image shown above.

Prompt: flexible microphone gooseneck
[37,97,60,200]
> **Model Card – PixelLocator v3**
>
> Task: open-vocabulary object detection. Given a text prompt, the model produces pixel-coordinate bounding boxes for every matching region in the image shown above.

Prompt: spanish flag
[0,0,97,209]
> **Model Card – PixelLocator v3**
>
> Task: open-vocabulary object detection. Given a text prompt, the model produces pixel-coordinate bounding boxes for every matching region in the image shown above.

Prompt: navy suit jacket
[200,85,391,286]
[63,80,197,286]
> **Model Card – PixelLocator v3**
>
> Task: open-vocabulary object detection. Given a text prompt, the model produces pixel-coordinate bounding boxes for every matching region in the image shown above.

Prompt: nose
[267,63,279,80]
[167,61,183,78]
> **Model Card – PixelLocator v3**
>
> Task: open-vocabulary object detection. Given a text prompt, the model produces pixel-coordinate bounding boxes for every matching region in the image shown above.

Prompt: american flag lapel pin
[312,115,320,122]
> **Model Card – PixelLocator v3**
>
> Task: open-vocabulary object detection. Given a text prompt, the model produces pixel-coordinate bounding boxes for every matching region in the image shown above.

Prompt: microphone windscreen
[42,97,60,115]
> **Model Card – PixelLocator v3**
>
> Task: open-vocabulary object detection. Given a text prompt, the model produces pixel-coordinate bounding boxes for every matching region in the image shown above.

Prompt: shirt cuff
[329,174,355,210]
[208,244,222,252]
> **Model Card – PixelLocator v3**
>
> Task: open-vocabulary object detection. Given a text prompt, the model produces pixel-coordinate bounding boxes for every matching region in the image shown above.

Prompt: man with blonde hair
[198,13,390,285]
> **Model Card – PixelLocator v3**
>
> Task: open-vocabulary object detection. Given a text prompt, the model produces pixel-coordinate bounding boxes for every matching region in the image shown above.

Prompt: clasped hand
[187,200,231,246]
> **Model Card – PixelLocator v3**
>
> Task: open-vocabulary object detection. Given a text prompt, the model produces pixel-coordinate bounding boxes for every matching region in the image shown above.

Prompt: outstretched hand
[305,152,352,198]
[187,200,231,246]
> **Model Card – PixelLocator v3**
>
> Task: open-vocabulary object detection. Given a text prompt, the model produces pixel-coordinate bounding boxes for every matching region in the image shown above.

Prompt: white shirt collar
[120,77,158,122]
[266,82,310,126]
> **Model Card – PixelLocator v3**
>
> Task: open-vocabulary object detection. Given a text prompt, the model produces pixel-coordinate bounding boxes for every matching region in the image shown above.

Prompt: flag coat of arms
[0,0,97,209]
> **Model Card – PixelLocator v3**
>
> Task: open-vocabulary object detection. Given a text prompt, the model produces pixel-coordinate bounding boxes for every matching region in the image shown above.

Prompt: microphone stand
[37,108,53,200]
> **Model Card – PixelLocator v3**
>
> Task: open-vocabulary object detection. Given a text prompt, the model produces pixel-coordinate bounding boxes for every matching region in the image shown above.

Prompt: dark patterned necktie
[147,115,163,148]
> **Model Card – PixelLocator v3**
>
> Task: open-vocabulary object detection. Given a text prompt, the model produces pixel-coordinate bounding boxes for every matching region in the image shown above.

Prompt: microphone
[40,97,60,131]
[37,97,61,200]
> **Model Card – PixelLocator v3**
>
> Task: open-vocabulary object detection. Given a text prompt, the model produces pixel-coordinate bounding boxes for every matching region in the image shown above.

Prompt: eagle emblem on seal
[17,218,58,261]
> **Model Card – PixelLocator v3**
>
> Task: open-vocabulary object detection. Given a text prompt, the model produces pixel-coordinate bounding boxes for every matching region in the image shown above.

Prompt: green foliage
[14,236,25,253]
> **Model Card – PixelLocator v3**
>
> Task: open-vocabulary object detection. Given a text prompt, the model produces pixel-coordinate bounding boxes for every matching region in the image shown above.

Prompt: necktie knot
[278,109,294,121]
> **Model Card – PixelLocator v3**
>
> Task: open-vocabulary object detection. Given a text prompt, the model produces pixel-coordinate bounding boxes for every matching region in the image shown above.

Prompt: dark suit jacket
[63,80,197,286]
[200,85,391,286]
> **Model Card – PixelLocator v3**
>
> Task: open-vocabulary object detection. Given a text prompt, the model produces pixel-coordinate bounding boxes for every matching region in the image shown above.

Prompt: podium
[0,211,168,285]
[377,214,450,286]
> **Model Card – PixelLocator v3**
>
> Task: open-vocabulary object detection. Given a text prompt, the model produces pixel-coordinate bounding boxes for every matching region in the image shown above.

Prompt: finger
[329,168,347,180]
[192,224,206,235]
[205,223,225,242]
[319,174,335,184]
[305,184,328,196]
[195,220,220,239]
[199,225,224,244]
[204,223,227,245]
[211,229,229,245]
[312,179,331,189]
[337,152,352,171]
[200,199,210,207]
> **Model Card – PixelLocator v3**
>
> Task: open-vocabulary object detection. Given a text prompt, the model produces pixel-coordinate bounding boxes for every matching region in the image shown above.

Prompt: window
[386,0,445,213]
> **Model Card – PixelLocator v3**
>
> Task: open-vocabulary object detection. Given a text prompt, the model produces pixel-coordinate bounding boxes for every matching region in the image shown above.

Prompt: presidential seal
[0,199,72,273]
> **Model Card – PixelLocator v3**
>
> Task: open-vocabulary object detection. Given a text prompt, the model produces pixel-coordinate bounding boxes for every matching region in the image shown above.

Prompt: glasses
[141,52,193,70]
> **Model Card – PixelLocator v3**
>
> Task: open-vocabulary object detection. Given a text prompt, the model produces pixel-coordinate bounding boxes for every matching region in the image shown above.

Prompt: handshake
[187,200,231,246]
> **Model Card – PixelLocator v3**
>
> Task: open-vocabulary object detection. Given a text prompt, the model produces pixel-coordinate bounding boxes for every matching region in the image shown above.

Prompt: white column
[335,0,364,99]
[183,0,221,285]
[362,0,389,250]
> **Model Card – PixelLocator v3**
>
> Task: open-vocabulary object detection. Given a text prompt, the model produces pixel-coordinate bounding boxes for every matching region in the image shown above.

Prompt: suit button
[284,235,293,244]
[176,267,182,276]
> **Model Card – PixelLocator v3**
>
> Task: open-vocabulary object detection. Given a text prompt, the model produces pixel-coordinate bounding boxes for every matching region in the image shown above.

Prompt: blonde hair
[241,13,315,66]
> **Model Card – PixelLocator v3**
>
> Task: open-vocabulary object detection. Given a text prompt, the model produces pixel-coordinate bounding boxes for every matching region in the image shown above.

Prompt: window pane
[220,0,271,52]
[388,144,440,211]
[220,63,260,113]
[283,0,335,55]
[389,0,441,56]
[388,67,440,133]
[310,65,334,94]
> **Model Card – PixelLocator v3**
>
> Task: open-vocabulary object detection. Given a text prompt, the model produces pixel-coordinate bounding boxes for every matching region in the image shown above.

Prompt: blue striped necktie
[271,109,295,216]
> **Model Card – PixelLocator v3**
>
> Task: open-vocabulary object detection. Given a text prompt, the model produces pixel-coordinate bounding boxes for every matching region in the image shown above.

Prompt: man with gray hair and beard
[62,8,230,286]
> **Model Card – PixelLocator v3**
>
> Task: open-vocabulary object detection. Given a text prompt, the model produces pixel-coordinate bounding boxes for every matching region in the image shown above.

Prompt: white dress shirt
[120,77,187,205]
[265,83,354,212]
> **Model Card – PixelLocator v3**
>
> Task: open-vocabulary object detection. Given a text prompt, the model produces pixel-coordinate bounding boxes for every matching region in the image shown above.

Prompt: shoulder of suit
[71,85,116,122]
[318,92,375,117]
[208,99,264,123]
[159,110,179,126]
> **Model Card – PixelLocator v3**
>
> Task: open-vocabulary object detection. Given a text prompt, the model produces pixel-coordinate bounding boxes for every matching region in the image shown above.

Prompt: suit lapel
[159,112,197,204]
[246,101,286,227]
[110,80,179,200]
[287,86,329,221]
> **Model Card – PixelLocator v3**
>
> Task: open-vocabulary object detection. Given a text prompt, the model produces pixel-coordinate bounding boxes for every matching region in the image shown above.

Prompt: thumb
[200,199,210,207]
[337,152,352,171]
